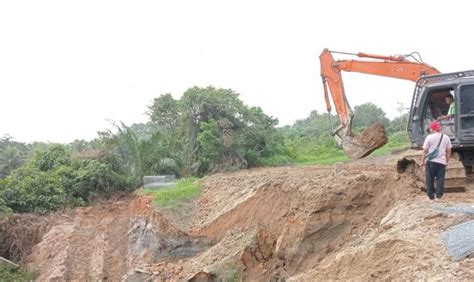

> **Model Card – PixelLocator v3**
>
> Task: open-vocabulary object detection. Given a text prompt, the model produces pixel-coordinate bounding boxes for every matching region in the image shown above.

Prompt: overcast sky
[1,0,473,143]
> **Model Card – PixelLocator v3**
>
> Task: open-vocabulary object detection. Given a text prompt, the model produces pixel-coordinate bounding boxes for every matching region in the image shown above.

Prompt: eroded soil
[15,161,474,281]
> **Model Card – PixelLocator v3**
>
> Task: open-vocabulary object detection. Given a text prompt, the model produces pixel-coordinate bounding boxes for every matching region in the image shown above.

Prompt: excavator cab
[421,88,455,138]
[408,70,474,169]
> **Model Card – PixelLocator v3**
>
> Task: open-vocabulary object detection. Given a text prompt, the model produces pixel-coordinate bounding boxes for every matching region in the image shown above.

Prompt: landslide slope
[149,164,419,280]
[23,162,474,281]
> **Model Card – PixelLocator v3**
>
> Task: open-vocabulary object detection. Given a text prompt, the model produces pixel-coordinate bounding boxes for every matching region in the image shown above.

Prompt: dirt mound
[146,164,418,280]
[196,164,410,238]
[290,198,474,281]
[26,197,210,281]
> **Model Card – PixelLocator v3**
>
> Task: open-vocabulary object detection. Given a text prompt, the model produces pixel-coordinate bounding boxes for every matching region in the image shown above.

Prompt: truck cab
[408,70,474,167]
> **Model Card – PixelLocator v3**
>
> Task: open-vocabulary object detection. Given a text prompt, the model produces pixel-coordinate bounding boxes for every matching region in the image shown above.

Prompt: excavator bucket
[341,123,388,159]
[397,151,468,193]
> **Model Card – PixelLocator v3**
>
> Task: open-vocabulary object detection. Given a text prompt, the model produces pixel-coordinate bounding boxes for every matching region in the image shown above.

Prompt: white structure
[143,175,176,189]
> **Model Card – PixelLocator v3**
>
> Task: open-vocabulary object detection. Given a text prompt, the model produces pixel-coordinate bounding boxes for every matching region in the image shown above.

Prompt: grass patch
[295,151,349,165]
[210,260,241,282]
[288,131,410,166]
[0,265,37,281]
[262,154,294,166]
[141,177,201,208]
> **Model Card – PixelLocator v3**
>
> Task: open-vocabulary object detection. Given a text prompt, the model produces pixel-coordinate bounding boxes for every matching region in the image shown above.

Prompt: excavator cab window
[459,84,474,130]
[423,87,456,138]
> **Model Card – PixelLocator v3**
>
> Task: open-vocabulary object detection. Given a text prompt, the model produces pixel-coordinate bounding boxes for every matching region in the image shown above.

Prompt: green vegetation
[285,135,348,165]
[0,136,34,179]
[282,131,409,166]
[0,144,133,213]
[210,261,241,282]
[0,265,36,281]
[142,178,202,208]
[371,131,410,157]
[277,108,410,166]
[0,85,411,214]
[148,87,284,176]
[353,102,390,130]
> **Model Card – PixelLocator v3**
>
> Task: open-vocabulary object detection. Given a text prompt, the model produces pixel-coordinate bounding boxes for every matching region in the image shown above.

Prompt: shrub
[0,145,136,213]
[1,165,69,213]
[0,196,11,214]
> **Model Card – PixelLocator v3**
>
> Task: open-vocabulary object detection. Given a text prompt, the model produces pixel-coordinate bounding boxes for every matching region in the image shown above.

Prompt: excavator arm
[320,49,439,159]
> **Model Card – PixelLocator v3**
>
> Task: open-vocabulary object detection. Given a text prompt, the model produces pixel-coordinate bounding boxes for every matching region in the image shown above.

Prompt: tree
[0,136,31,178]
[96,121,183,184]
[148,94,180,131]
[386,102,410,133]
[178,86,245,174]
[197,120,223,173]
[352,103,390,130]
[0,145,25,177]
[387,113,409,133]
[237,106,282,166]
[68,139,90,153]
[281,110,338,139]
[147,86,283,175]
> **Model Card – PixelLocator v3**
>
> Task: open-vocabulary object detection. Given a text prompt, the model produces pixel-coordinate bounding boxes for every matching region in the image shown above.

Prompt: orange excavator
[320,49,439,159]
[321,49,474,191]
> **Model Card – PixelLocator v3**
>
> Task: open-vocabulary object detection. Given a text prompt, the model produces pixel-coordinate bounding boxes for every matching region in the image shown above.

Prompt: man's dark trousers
[425,161,446,199]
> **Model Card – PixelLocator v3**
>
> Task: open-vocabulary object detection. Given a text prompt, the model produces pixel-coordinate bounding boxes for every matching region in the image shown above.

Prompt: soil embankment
[13,162,474,280]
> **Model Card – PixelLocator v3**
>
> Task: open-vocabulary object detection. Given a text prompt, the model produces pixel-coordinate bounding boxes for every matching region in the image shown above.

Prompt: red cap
[429,120,441,132]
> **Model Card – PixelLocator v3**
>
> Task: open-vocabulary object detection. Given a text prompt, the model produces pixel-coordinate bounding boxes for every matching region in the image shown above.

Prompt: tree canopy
[148,86,283,176]
[353,102,390,130]
[0,89,410,214]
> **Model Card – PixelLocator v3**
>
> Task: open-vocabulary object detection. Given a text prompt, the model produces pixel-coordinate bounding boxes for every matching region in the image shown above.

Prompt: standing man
[421,120,452,200]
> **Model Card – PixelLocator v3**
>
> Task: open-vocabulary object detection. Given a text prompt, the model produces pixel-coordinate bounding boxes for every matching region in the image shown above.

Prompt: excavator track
[397,150,467,193]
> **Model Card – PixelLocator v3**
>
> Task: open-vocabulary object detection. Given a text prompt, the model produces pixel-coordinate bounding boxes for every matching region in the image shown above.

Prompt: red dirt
[343,122,388,159]
[12,160,474,281]
[25,197,209,281]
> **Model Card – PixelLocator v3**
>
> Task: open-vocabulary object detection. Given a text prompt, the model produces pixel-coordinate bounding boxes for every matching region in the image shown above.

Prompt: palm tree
[0,145,25,177]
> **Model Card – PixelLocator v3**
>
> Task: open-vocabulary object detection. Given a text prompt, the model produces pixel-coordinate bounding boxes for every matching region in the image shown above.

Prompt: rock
[188,271,217,282]
[123,269,152,282]
[240,246,254,268]
[134,268,151,274]
[333,162,345,175]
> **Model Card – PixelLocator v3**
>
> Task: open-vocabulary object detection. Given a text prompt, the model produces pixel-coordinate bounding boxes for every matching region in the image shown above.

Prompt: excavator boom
[320,49,440,159]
